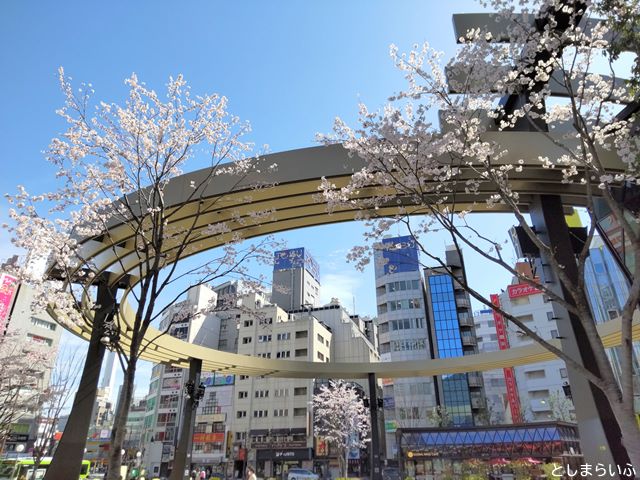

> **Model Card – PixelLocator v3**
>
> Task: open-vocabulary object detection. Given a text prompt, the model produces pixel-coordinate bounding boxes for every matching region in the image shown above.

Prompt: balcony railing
[461,335,477,346]
[467,372,483,387]
[458,315,474,327]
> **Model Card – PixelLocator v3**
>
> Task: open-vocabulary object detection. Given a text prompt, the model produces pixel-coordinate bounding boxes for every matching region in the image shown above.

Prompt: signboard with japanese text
[193,432,225,443]
[0,273,18,332]
[491,294,522,423]
[507,283,542,299]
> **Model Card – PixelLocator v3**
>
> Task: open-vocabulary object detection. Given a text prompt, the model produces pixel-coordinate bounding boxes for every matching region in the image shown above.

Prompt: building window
[273,409,288,417]
[31,318,57,331]
[277,332,291,341]
[317,352,325,361]
[546,311,556,322]
[295,330,308,339]
[274,388,289,397]
[317,333,324,343]
[235,432,246,441]
[238,391,248,399]
[239,375,249,380]
[242,337,252,344]
[244,320,254,327]
[560,368,568,378]
[294,387,307,396]
[255,390,269,398]
[259,317,273,325]
[276,351,291,358]
[258,335,272,343]
[551,330,559,338]
[236,411,247,418]
[295,348,308,357]
[293,408,306,416]
[525,370,546,380]
[253,410,268,418]
[257,352,271,358]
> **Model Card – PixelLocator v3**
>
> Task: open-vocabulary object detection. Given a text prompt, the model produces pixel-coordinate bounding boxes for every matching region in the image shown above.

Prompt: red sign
[192,432,225,443]
[0,273,18,333]
[507,283,542,299]
[491,294,522,423]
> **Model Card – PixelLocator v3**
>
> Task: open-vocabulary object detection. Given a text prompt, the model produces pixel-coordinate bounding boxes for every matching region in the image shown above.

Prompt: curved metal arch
[55,137,630,378]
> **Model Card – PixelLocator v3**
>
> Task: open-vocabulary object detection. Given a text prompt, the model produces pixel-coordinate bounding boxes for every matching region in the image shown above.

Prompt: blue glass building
[427,274,474,425]
[424,246,486,426]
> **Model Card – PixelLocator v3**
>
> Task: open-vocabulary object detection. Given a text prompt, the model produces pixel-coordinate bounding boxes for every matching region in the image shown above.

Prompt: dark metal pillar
[368,373,382,480]
[169,357,202,480]
[529,195,627,470]
[44,282,117,480]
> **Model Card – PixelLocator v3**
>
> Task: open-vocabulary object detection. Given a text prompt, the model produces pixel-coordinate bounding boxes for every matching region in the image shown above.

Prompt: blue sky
[1,0,527,397]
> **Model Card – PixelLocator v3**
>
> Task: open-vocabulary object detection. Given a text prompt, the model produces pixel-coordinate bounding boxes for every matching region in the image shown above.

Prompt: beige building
[1,259,62,454]
[231,293,329,479]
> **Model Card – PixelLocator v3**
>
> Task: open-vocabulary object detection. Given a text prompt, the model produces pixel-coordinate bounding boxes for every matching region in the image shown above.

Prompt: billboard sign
[273,248,320,281]
[507,283,542,299]
[0,273,18,332]
[380,236,420,274]
[491,294,522,423]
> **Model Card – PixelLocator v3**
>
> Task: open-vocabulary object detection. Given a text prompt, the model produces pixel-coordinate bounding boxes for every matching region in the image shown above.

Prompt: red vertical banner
[490,294,522,423]
[0,273,18,333]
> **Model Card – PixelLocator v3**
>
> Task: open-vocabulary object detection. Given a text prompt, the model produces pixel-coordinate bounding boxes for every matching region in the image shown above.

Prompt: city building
[373,235,438,461]
[493,263,575,423]
[584,236,640,410]
[0,258,63,454]
[271,248,321,311]
[423,246,488,426]
[231,293,327,479]
[231,249,379,480]
[142,284,236,478]
[473,309,508,424]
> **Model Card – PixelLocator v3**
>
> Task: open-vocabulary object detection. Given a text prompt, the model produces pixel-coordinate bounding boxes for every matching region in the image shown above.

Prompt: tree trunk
[344,447,348,479]
[106,360,137,480]
[608,396,640,478]
[43,282,115,480]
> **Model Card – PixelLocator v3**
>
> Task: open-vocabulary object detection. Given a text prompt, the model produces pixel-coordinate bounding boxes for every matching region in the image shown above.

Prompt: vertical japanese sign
[0,273,18,333]
[490,294,522,423]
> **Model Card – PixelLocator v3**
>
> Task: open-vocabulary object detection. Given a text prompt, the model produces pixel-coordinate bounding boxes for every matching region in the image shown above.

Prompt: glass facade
[428,274,473,425]
[585,239,640,383]
[398,422,581,458]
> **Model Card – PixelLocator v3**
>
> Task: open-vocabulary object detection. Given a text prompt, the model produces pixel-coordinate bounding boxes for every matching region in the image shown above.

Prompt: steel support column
[529,195,627,472]
[44,282,117,480]
[169,357,202,480]
[368,372,382,480]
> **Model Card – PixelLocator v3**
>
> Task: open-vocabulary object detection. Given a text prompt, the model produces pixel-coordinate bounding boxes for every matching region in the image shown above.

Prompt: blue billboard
[381,235,420,274]
[273,248,320,281]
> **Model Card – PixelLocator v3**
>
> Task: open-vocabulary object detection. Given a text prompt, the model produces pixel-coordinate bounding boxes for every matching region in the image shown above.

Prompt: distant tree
[5,70,279,480]
[30,347,82,479]
[312,380,371,478]
[425,405,453,428]
[0,332,50,454]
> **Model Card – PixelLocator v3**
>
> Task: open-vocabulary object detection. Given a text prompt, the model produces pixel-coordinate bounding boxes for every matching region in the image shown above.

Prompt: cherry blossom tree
[5,70,279,480]
[312,380,371,479]
[319,0,640,467]
[0,332,51,454]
